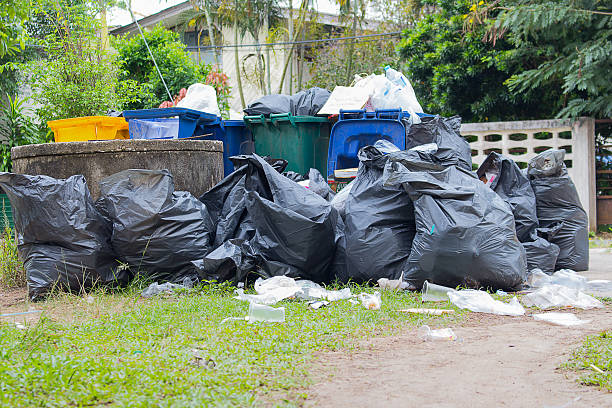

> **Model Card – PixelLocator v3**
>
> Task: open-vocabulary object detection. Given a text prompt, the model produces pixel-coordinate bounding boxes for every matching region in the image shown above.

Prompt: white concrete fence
[460,117,597,231]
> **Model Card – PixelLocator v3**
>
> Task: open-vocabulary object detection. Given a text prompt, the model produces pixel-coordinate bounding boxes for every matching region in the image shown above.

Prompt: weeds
[564,331,612,391]
[0,221,25,288]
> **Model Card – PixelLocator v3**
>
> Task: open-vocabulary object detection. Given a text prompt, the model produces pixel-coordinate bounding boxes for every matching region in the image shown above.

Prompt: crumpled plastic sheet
[532,312,591,327]
[521,284,603,310]
[447,290,525,316]
[527,268,588,290]
[141,277,194,298]
[233,276,352,305]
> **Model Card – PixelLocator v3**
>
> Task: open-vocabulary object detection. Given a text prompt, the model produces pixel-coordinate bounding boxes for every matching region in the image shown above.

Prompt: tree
[0,0,28,59]
[398,0,562,122]
[486,0,612,118]
[114,25,209,108]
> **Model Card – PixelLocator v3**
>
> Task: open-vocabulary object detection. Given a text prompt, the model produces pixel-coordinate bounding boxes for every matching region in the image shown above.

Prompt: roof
[109,1,380,36]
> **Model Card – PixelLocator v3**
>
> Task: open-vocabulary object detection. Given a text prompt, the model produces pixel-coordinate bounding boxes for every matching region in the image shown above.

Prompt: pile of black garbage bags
[0,115,588,300]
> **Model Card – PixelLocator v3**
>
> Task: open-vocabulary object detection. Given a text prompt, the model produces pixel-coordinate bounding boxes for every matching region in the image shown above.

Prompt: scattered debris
[532,312,591,327]
[419,325,457,341]
[398,309,454,316]
[521,285,603,310]
[308,300,330,310]
[248,303,285,323]
[421,281,455,302]
[447,290,525,316]
[358,292,381,310]
[141,277,194,298]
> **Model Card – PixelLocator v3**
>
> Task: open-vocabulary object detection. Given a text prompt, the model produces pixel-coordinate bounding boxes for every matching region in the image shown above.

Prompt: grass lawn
[0,282,467,407]
[564,330,612,391]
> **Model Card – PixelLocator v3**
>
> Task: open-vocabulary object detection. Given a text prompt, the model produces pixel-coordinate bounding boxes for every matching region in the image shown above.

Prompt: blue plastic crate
[327,109,408,179]
[197,119,254,176]
[123,108,218,140]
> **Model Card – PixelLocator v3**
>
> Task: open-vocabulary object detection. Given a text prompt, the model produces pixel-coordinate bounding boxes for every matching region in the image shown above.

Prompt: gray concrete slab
[583,248,612,281]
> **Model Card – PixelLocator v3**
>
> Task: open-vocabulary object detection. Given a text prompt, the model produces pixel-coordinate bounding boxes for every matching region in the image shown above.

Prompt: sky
[108,0,340,28]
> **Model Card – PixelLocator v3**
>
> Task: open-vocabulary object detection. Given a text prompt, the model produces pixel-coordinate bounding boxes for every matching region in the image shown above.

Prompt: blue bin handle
[339,109,365,121]
[376,109,402,120]
[270,113,296,127]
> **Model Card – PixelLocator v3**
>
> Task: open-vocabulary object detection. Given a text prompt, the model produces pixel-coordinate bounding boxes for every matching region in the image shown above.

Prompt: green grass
[564,331,612,391]
[0,223,25,288]
[0,282,467,407]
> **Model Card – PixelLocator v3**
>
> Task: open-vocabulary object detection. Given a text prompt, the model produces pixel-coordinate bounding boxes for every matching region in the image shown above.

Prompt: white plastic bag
[447,290,525,316]
[532,312,591,327]
[521,285,603,310]
[176,83,221,116]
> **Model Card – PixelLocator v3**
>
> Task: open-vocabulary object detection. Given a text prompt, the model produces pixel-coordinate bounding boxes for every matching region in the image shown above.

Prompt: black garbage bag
[307,168,335,201]
[0,173,122,300]
[196,154,337,283]
[477,152,538,242]
[384,154,527,291]
[244,87,331,116]
[340,146,417,282]
[404,115,473,171]
[98,169,215,282]
[292,87,331,116]
[522,233,560,275]
[527,149,589,271]
[283,171,305,182]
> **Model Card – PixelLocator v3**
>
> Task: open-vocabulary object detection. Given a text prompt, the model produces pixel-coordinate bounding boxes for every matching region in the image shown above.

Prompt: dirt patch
[306,308,612,408]
[0,286,27,309]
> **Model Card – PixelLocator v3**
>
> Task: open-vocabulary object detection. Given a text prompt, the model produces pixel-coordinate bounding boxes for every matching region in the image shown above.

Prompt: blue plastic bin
[197,119,254,176]
[327,109,408,179]
[123,108,218,140]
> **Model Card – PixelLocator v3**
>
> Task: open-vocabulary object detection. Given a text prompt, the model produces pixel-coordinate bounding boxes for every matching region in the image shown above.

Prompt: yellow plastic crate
[48,116,129,142]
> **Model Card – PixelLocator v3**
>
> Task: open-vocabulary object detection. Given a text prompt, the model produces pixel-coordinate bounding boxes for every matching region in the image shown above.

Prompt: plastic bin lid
[123,107,218,122]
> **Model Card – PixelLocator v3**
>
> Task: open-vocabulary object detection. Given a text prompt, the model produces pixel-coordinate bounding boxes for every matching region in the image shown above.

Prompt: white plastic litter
[527,268,587,290]
[358,292,381,310]
[533,312,591,327]
[419,325,457,341]
[141,277,194,298]
[521,285,603,310]
[377,277,409,290]
[176,83,221,116]
[447,290,525,316]
[248,303,285,323]
[234,276,353,305]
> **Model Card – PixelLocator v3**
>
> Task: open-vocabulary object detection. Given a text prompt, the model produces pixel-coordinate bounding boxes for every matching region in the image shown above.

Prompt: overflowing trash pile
[0,62,592,302]
[0,123,591,301]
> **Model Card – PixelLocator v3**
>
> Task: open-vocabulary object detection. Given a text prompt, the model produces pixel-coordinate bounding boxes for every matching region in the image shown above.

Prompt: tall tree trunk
[254,42,266,93]
[202,1,220,68]
[234,2,246,109]
[277,0,308,94]
[345,0,358,85]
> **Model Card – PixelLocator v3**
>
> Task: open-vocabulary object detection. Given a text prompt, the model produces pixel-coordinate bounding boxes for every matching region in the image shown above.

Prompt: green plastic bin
[0,193,14,231]
[244,113,330,175]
